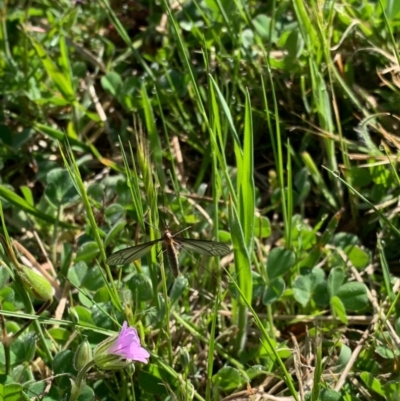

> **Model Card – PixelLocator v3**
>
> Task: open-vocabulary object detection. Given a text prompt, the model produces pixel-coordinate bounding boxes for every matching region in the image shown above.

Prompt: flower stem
[69,360,96,401]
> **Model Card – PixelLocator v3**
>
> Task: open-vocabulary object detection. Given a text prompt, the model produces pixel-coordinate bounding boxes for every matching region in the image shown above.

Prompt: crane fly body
[106,228,230,276]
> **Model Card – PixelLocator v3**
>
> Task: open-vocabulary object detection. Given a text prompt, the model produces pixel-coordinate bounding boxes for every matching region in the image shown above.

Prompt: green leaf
[348,167,372,187]
[312,281,330,308]
[169,275,189,304]
[93,287,111,303]
[345,245,370,268]
[241,28,254,49]
[128,274,153,302]
[369,163,392,187]
[245,365,267,380]
[53,351,76,389]
[101,72,123,97]
[327,267,345,297]
[294,168,311,203]
[82,265,104,291]
[252,14,272,39]
[386,0,400,18]
[12,336,36,364]
[45,168,78,207]
[104,220,126,247]
[360,371,385,396]
[375,345,395,359]
[212,366,245,391]
[384,381,400,401]
[0,287,15,303]
[24,381,46,399]
[0,267,10,288]
[331,233,359,249]
[337,282,369,311]
[335,343,352,371]
[35,123,90,151]
[283,29,304,66]
[310,267,326,289]
[138,365,176,395]
[20,186,34,206]
[262,277,285,305]
[2,383,24,401]
[68,261,88,287]
[29,37,76,103]
[267,247,295,279]
[330,295,347,324]
[254,215,271,238]
[292,275,311,307]
[48,328,72,344]
[0,184,74,228]
[105,204,125,225]
[75,384,95,401]
[75,242,100,263]
[70,306,95,326]
[320,388,342,401]
[91,303,114,329]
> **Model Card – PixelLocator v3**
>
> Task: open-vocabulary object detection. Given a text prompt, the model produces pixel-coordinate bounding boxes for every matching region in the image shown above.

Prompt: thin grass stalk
[232,91,254,352]
[309,60,340,207]
[205,295,219,401]
[0,204,53,362]
[207,76,253,353]
[165,0,254,355]
[134,130,173,364]
[323,166,400,237]
[286,140,293,248]
[98,0,154,80]
[142,85,167,188]
[377,238,394,305]
[59,142,122,311]
[223,268,300,401]
[378,0,400,66]
[262,71,291,246]
[311,331,323,401]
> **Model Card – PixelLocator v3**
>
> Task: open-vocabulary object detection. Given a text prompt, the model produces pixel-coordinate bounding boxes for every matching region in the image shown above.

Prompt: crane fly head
[162,228,177,248]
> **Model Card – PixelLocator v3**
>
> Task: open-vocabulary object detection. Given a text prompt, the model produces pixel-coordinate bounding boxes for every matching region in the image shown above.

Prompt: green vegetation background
[1,0,400,400]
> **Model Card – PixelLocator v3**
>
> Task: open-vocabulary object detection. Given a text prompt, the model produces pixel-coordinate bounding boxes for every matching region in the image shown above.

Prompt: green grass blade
[0,184,75,229]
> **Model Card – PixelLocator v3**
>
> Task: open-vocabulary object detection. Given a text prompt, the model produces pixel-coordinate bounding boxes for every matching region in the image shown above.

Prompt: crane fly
[106,228,230,276]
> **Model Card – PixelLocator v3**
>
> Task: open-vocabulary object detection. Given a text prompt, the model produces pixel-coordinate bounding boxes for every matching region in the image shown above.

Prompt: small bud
[93,322,149,371]
[18,265,53,301]
[178,347,191,369]
[74,338,93,371]
[69,378,81,401]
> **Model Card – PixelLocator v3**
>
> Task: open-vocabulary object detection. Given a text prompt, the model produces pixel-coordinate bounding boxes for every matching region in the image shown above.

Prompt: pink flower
[108,322,150,363]
[93,322,150,370]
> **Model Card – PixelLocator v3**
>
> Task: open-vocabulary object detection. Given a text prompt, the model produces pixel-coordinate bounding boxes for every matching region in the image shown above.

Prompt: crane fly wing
[175,238,230,257]
[106,239,161,266]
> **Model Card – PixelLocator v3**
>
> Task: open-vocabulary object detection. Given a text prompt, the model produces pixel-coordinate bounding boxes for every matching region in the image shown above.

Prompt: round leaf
[345,245,370,268]
[53,350,75,389]
[68,261,88,287]
[169,275,189,304]
[45,168,78,207]
[293,275,311,307]
[337,282,369,311]
[212,366,244,391]
[262,277,285,305]
[327,267,345,297]
[128,274,153,302]
[255,215,271,238]
[330,296,347,324]
[267,247,295,279]
[101,72,122,96]
[75,242,100,263]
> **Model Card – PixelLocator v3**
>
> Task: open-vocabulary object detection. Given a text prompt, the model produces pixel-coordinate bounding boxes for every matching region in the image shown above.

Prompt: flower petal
[107,322,149,363]
[130,347,150,364]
